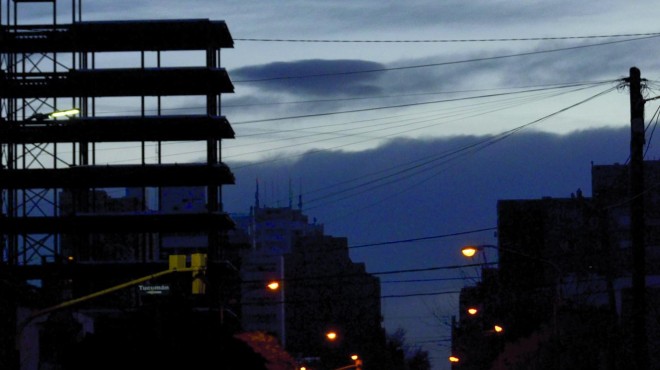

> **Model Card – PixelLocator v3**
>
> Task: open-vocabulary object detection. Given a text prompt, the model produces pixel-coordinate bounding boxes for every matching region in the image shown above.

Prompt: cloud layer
[223,125,654,368]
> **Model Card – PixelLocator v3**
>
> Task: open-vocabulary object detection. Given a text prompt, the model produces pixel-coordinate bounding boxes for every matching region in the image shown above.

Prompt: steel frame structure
[0,0,235,280]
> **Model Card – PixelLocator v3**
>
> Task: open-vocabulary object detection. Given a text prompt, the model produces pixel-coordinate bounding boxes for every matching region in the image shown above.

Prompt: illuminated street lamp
[461,244,561,276]
[461,245,479,258]
[326,331,338,341]
[351,354,362,370]
[493,324,504,333]
[267,281,280,291]
[449,355,460,363]
[460,244,563,336]
[331,354,362,370]
[467,307,478,316]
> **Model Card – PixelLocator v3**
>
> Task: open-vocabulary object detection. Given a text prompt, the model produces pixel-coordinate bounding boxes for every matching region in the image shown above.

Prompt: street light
[326,331,338,341]
[461,244,562,276]
[230,279,285,340]
[460,244,563,336]
[351,354,362,370]
[461,246,479,258]
[331,354,362,370]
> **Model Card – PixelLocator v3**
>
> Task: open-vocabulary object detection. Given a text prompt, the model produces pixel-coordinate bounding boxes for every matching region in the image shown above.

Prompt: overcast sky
[15,1,660,368]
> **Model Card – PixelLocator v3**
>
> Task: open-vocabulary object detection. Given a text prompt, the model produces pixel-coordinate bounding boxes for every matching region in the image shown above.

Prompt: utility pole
[627,66,647,370]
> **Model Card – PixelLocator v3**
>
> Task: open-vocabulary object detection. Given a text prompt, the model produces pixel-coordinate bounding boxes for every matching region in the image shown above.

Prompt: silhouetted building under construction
[0,1,244,369]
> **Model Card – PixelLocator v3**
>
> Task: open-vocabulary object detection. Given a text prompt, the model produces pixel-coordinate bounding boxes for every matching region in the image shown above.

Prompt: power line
[381,276,479,284]
[232,81,614,125]
[234,32,660,43]
[307,85,619,219]
[350,227,497,249]
[233,35,660,83]
[381,290,461,299]
[227,85,597,164]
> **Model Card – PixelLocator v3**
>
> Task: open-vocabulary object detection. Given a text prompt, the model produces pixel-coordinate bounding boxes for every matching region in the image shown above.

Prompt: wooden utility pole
[628,66,647,370]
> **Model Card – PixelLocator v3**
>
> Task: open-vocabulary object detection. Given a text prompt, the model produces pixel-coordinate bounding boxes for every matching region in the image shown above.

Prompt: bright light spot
[326,331,338,341]
[48,108,80,118]
[267,281,280,290]
[461,246,478,258]
[494,325,504,333]
[351,354,359,361]
[449,356,460,363]
[467,307,478,315]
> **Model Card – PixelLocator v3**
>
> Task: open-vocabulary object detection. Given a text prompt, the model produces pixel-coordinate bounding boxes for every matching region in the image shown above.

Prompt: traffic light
[169,254,186,270]
[191,253,207,294]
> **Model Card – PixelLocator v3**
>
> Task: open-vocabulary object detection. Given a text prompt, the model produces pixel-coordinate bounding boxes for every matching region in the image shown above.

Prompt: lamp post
[461,244,563,337]
[461,244,563,298]
[331,354,362,370]
[229,278,284,347]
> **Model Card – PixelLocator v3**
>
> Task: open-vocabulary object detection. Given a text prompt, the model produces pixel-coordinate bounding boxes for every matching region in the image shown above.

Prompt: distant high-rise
[231,202,384,369]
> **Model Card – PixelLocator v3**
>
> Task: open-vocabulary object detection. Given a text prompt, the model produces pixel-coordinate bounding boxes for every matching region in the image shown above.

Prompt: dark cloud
[387,36,660,92]
[228,34,660,115]
[231,59,385,97]
[225,126,640,247]
[224,126,646,369]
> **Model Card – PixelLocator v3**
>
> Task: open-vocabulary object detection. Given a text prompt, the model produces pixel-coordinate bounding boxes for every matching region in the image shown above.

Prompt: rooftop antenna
[255,178,260,208]
[298,178,303,210]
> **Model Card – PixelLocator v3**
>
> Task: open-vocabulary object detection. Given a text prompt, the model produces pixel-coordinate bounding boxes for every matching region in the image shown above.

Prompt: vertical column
[628,66,647,370]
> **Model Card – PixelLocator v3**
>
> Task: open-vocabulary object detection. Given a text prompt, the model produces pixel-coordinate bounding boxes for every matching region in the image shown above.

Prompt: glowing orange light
[461,246,478,258]
[267,281,280,290]
[467,307,478,315]
[326,331,338,341]
[494,325,504,333]
[351,354,359,361]
[67,255,74,261]
[449,355,460,363]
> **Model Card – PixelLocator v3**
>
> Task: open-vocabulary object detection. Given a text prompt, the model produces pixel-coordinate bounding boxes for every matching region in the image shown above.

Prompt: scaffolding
[0,0,236,292]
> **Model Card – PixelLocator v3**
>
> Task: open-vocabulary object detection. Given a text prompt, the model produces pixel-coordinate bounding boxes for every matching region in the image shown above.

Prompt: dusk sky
[18,1,660,369]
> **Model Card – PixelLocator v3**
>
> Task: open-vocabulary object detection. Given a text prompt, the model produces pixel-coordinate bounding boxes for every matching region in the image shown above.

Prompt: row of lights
[297,332,362,370]
[240,276,359,369]
[449,245,505,365]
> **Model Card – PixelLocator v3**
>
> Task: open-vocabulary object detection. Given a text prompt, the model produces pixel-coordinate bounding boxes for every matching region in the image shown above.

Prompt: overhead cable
[234,35,660,83]
[234,32,660,43]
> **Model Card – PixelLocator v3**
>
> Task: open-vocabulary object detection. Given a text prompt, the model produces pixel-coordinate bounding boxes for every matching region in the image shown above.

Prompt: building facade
[452,160,660,369]
[231,202,385,370]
